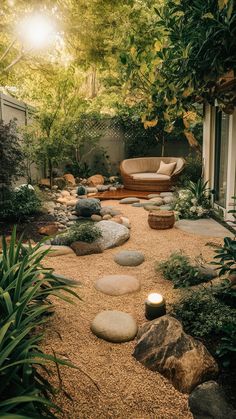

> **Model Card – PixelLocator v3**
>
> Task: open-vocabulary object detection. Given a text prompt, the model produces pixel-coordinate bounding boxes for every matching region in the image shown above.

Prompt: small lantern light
[145,293,166,320]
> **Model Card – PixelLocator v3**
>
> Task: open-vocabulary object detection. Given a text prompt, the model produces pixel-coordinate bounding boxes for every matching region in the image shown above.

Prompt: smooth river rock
[91,310,138,343]
[119,197,140,204]
[95,274,140,296]
[114,250,145,267]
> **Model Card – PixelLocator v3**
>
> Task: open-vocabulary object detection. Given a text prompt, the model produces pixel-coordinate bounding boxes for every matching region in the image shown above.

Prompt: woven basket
[148,210,175,230]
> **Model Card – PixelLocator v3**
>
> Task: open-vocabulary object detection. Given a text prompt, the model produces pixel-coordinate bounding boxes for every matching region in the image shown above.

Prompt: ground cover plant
[0,228,80,417]
[52,222,102,246]
[156,251,211,288]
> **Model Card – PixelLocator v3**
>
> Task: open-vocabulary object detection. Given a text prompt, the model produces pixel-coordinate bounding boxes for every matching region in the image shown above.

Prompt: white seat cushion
[132,172,170,180]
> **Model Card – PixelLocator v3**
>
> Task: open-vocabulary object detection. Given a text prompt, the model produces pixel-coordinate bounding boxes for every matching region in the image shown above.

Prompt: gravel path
[43,200,222,419]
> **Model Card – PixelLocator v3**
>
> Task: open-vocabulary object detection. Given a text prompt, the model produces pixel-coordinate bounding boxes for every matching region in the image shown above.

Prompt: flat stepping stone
[148,197,163,206]
[147,194,160,199]
[132,202,160,208]
[160,192,173,197]
[95,274,140,295]
[114,250,144,267]
[175,218,234,238]
[119,197,140,204]
[91,310,138,343]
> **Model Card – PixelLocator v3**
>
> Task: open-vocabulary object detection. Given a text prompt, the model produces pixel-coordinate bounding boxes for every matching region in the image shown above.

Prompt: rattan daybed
[120,157,185,192]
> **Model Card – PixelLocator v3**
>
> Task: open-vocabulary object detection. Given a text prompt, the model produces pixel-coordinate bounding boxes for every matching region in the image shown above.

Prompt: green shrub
[212,236,236,277]
[172,288,236,339]
[53,222,102,246]
[156,251,209,288]
[173,179,212,219]
[0,185,41,220]
[0,228,80,417]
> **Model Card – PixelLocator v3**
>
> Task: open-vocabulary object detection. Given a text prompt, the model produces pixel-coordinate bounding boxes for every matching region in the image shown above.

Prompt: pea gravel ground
[43,200,223,419]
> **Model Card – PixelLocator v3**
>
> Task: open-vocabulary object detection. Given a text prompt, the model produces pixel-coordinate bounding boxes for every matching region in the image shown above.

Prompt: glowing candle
[145,293,166,320]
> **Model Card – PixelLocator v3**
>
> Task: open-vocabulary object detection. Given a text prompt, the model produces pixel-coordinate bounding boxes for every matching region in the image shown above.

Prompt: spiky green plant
[0,227,80,418]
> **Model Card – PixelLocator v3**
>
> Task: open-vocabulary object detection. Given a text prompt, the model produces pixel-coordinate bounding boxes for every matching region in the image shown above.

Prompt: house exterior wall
[203,103,236,220]
[0,92,42,184]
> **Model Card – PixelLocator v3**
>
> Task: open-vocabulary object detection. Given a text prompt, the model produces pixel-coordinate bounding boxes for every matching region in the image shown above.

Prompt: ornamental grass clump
[173,179,212,219]
[0,227,80,418]
[156,251,209,288]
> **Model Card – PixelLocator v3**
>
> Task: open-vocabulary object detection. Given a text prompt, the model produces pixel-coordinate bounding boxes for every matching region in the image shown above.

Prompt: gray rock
[97,185,110,192]
[160,204,172,210]
[96,220,130,250]
[75,198,101,217]
[100,206,121,217]
[86,187,98,193]
[196,265,218,280]
[69,215,79,221]
[109,186,117,191]
[148,197,164,206]
[133,315,218,394]
[91,310,138,343]
[71,241,103,256]
[66,221,75,227]
[120,197,140,204]
[114,250,145,267]
[95,274,140,296]
[189,381,236,419]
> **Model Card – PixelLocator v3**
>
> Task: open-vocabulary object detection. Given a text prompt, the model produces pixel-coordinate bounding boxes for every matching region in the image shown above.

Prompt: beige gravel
[43,200,223,419]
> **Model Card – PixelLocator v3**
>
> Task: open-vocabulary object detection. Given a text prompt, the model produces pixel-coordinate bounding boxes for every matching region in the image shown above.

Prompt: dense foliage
[156,251,210,288]
[0,185,41,221]
[0,229,80,417]
[53,222,102,246]
[0,120,25,187]
[173,179,212,219]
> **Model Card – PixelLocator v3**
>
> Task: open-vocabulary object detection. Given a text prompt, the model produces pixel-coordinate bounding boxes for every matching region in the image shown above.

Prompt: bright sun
[17,13,56,49]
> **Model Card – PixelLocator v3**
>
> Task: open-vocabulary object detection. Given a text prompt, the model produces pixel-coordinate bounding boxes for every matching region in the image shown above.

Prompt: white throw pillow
[157,161,176,176]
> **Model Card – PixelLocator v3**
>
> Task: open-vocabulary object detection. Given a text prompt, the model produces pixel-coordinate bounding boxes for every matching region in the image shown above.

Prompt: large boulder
[87,174,104,187]
[133,315,218,393]
[189,381,236,419]
[75,198,101,217]
[91,310,138,343]
[96,220,130,250]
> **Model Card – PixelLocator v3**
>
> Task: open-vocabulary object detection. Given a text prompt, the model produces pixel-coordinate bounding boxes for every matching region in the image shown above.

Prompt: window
[214,109,229,208]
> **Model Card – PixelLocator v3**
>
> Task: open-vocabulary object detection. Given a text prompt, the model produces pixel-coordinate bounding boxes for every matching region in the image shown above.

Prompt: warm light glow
[17,13,56,49]
[147,293,163,304]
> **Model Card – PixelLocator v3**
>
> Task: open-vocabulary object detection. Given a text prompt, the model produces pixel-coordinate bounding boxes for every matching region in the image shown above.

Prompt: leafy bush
[213,236,236,277]
[0,228,80,417]
[173,179,212,219]
[156,251,209,288]
[53,222,102,246]
[0,185,41,220]
[172,288,236,339]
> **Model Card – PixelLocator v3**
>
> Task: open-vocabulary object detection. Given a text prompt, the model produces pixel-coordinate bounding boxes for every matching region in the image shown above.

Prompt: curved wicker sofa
[120,157,185,192]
